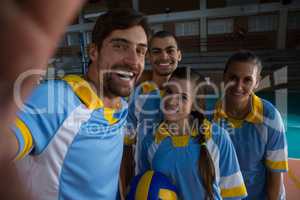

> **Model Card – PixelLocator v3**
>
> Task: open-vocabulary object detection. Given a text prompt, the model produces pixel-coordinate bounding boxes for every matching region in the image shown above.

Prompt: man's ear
[89,43,98,62]
[177,49,182,62]
[254,74,261,90]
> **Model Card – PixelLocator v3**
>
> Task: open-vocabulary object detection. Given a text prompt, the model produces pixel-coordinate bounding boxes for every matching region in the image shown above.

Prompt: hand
[0,0,85,198]
[0,0,85,125]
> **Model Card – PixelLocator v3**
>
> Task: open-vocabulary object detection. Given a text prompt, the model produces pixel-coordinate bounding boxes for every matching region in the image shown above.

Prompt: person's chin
[155,66,175,76]
[118,87,132,97]
[227,94,248,104]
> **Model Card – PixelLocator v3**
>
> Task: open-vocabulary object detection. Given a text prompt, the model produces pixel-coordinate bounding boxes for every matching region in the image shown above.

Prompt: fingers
[25,0,86,40]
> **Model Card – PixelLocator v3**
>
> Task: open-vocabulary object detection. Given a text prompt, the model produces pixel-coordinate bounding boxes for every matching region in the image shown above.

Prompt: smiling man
[1,8,150,200]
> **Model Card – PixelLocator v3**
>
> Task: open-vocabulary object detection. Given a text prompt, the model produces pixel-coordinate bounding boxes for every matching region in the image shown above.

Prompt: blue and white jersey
[13,75,127,200]
[140,120,247,200]
[212,94,288,200]
[125,81,164,173]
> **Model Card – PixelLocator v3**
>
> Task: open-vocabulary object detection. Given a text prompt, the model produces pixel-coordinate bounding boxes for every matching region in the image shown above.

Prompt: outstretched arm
[0,0,85,198]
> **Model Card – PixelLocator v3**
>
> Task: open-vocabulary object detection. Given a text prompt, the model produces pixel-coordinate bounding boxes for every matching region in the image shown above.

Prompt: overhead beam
[68,2,300,32]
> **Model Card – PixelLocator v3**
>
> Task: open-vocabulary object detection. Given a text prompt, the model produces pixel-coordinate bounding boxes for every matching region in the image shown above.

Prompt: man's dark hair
[224,50,263,74]
[149,30,179,48]
[92,8,150,49]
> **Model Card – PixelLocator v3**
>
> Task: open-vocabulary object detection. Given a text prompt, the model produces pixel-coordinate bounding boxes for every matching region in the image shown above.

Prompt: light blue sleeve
[264,103,288,172]
[211,124,247,200]
[13,80,81,155]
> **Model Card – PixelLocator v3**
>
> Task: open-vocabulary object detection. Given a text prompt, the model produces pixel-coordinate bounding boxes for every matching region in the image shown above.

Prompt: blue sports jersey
[13,75,127,200]
[212,94,288,200]
[139,119,247,200]
[125,81,164,173]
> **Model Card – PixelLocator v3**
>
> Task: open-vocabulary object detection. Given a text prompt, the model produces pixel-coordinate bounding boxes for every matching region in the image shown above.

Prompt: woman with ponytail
[138,67,247,200]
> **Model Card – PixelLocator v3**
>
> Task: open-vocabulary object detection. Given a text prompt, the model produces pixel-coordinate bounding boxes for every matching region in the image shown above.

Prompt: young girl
[139,67,247,200]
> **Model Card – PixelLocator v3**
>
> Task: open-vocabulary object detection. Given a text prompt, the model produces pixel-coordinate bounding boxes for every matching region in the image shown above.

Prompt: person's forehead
[151,36,177,48]
[104,25,147,45]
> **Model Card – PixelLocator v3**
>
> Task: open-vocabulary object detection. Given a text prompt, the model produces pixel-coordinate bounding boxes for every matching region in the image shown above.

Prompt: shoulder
[261,98,281,119]
[24,79,79,109]
[209,122,232,148]
[260,98,284,131]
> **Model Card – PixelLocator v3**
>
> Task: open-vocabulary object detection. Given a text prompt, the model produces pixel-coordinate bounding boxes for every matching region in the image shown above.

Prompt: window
[207,18,233,35]
[67,32,81,46]
[248,15,278,32]
[175,21,199,36]
[288,12,300,30]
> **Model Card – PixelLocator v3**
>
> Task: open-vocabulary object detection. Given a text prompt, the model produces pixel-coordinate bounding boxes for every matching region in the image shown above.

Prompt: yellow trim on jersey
[265,159,288,171]
[64,75,120,124]
[221,184,247,198]
[158,189,178,200]
[15,118,33,160]
[135,170,154,200]
[141,81,165,97]
[155,123,170,144]
[155,120,211,147]
[245,94,263,124]
[124,135,136,145]
[141,82,157,94]
[103,107,118,124]
[171,135,190,147]
[63,75,104,110]
[213,94,264,128]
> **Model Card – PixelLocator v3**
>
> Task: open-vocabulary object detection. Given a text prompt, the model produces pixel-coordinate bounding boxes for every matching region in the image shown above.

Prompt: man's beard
[105,74,132,97]
[154,65,176,77]
[101,64,137,98]
[153,59,177,77]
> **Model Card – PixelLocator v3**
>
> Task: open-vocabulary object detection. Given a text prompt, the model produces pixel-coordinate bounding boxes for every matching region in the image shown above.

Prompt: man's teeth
[159,63,169,66]
[116,71,134,80]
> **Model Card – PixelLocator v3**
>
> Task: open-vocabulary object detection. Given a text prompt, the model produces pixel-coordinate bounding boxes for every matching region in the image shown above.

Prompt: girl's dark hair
[92,8,150,49]
[224,50,262,74]
[170,67,216,199]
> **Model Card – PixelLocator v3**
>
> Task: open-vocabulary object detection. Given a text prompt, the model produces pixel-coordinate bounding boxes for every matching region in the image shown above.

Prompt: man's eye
[167,49,176,55]
[137,48,147,56]
[112,42,128,50]
[181,94,188,101]
[244,77,253,84]
[165,88,172,94]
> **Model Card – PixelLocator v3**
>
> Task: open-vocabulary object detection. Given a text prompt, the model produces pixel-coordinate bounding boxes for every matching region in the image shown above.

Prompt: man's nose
[124,48,139,66]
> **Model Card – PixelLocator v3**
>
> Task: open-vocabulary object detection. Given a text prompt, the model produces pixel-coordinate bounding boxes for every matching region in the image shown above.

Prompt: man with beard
[0,8,150,200]
[122,31,182,186]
